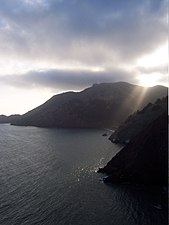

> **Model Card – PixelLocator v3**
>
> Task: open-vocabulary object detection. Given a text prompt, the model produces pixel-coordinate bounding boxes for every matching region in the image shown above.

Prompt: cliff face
[11,82,167,128]
[98,112,168,185]
[109,97,168,144]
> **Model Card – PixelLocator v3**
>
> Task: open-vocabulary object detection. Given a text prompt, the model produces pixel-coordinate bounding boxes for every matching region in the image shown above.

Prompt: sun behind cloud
[136,43,168,68]
[137,73,164,87]
[0,0,168,115]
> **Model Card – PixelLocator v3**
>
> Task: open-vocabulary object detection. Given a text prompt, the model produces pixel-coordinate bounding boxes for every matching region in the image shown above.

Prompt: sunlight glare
[137,73,162,87]
[137,44,168,68]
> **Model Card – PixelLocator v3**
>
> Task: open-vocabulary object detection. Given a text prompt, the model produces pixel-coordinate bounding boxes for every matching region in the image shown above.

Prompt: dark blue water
[0,124,167,225]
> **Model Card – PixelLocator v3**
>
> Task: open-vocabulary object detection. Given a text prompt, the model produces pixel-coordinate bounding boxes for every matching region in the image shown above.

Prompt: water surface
[0,124,167,225]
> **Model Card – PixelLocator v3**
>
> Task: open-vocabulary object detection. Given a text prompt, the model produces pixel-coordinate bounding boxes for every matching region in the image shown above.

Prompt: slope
[11,82,168,128]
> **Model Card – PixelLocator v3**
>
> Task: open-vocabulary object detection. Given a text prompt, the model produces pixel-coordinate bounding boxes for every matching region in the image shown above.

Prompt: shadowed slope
[11,82,167,128]
[0,114,21,124]
[98,112,168,185]
[110,96,168,144]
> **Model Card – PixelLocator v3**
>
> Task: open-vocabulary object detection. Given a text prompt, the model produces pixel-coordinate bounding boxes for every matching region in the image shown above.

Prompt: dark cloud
[0,69,134,90]
[0,0,167,115]
[0,0,167,66]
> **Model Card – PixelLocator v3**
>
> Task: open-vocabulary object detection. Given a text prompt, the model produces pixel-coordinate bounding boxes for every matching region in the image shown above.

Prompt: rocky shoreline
[98,112,168,186]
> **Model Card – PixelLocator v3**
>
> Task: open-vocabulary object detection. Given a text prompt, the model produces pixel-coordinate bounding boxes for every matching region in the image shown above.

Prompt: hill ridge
[11,82,168,128]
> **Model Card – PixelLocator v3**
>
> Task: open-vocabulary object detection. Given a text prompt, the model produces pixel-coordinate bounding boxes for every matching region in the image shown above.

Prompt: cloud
[137,64,168,75]
[0,69,134,90]
[0,0,167,69]
[0,0,168,115]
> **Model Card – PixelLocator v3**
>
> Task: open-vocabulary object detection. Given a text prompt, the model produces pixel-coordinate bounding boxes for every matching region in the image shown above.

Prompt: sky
[0,0,168,115]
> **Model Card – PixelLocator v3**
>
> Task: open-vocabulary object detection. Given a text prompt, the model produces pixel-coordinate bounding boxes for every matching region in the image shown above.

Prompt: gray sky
[0,0,168,115]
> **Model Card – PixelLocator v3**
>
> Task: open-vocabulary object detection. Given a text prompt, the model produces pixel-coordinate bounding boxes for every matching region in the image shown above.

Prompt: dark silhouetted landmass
[98,112,168,185]
[110,96,168,144]
[11,82,167,128]
[0,114,21,124]
[0,115,8,123]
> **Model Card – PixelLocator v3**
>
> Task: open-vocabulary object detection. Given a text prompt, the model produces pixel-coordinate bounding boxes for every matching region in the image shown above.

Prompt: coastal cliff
[109,96,168,144]
[98,112,168,185]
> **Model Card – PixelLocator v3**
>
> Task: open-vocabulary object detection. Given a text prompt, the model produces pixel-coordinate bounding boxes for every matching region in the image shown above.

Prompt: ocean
[0,124,167,225]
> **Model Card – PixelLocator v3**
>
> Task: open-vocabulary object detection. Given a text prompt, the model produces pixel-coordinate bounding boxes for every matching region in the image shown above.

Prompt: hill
[109,96,168,144]
[11,82,168,128]
[0,115,8,123]
[98,112,168,185]
[0,114,21,124]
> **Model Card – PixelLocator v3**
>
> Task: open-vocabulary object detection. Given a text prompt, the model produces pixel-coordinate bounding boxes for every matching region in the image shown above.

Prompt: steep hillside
[98,112,168,185]
[110,96,168,143]
[11,82,168,128]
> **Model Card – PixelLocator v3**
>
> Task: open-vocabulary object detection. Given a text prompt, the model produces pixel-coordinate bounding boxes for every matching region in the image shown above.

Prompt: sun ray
[112,85,149,125]
[136,73,163,87]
